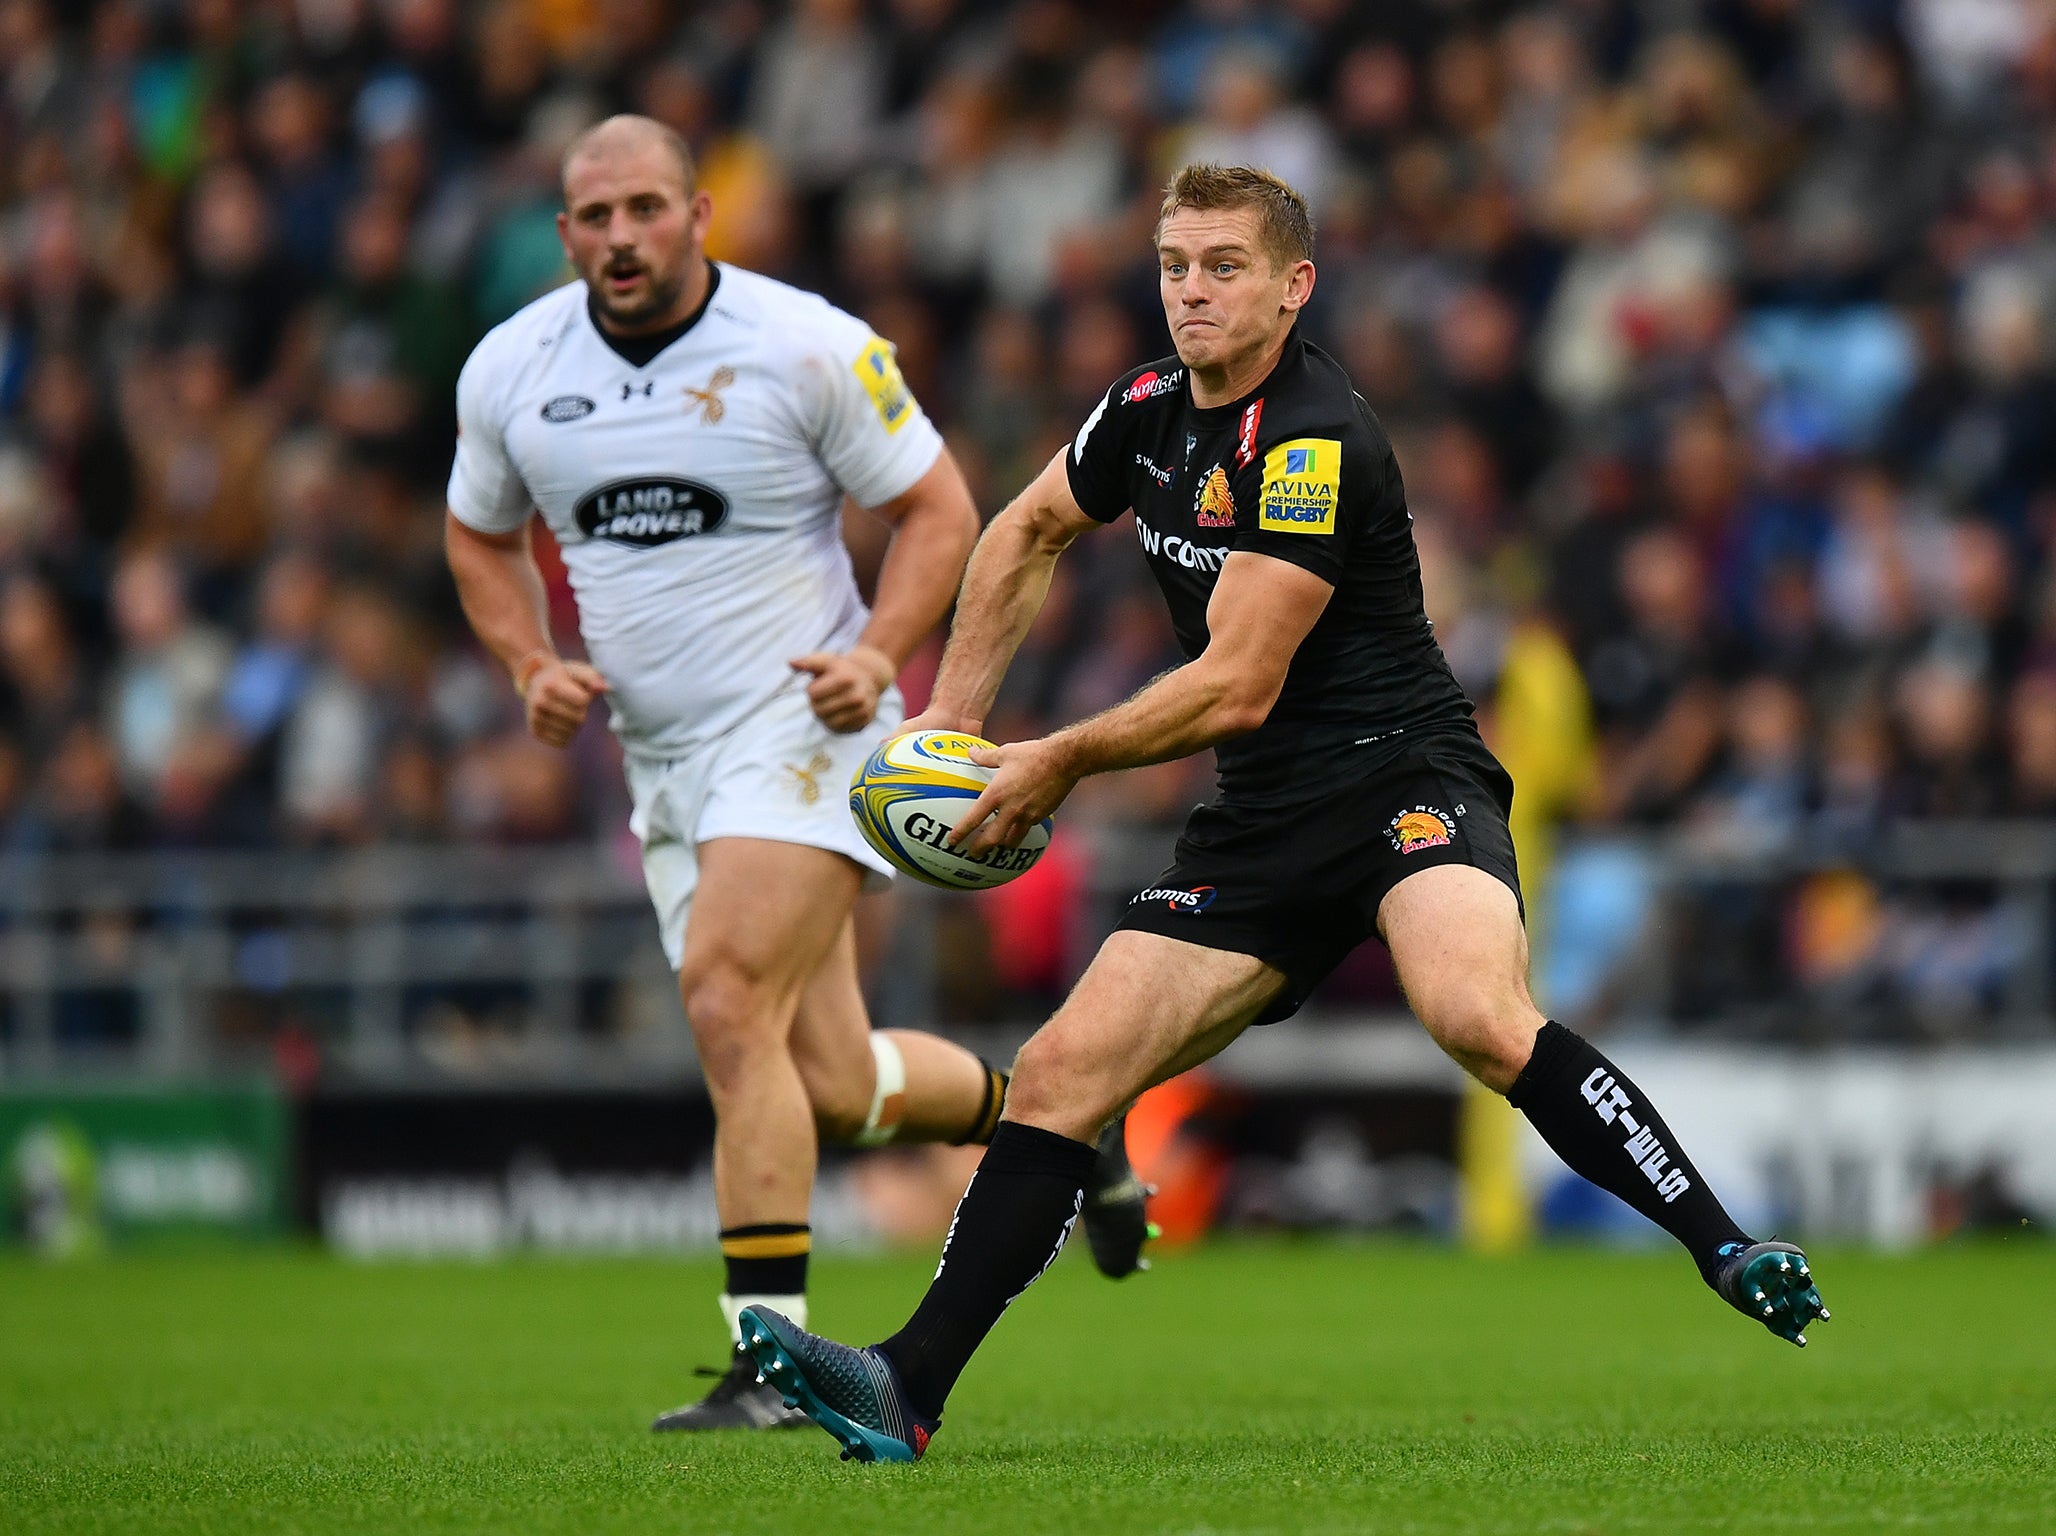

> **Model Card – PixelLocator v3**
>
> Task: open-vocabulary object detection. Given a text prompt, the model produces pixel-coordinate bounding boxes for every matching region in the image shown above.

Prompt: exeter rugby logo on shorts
[1132,884,1216,913]
[574,477,730,547]
[1387,807,1455,854]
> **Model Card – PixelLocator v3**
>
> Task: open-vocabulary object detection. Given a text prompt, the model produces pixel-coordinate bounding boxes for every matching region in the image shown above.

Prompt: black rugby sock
[1507,1022,1749,1283]
[953,1064,1009,1146]
[721,1223,809,1297]
[878,1121,1098,1418]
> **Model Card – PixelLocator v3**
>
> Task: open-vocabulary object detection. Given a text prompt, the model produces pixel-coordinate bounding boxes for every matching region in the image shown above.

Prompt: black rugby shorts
[1112,731,1522,1024]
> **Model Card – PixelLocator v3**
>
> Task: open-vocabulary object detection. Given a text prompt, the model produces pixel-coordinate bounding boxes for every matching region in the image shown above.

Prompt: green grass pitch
[3,1240,2051,1534]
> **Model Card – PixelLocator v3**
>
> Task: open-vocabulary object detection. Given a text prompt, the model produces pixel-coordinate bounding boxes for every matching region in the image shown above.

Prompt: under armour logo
[685,366,736,424]
[622,380,653,400]
[783,751,834,805]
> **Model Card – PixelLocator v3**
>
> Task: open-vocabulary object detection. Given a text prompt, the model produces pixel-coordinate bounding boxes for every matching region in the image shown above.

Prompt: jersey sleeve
[1228,418,1379,585]
[1063,376,1135,523]
[446,338,534,535]
[802,310,945,509]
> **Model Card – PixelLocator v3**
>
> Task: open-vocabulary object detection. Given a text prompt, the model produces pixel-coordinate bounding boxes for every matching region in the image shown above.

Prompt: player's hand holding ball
[949,735,1077,855]
[792,644,897,733]
[515,651,610,748]
[849,727,1059,890]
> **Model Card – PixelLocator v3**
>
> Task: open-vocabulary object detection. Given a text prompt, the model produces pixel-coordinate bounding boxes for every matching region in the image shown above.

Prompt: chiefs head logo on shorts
[1387,807,1455,854]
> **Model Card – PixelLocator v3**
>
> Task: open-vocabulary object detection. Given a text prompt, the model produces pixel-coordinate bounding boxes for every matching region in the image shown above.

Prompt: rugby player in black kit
[738,165,1830,1464]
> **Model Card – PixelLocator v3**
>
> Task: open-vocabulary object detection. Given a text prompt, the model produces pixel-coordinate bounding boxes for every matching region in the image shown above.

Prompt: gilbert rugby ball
[849,730,1052,890]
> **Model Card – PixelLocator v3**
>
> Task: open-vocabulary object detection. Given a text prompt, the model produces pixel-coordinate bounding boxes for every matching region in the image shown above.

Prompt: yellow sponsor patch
[854,337,914,434]
[1259,437,1341,534]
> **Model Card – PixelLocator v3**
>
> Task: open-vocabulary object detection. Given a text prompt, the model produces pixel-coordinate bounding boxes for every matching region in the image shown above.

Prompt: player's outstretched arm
[793,450,979,733]
[444,512,607,749]
[950,550,1330,853]
[909,449,1099,739]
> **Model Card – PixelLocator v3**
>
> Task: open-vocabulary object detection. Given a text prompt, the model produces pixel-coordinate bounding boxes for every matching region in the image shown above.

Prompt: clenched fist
[517,653,609,747]
[791,644,897,733]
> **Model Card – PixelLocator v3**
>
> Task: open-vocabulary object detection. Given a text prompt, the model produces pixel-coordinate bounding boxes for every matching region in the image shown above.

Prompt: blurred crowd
[14,0,2056,1026]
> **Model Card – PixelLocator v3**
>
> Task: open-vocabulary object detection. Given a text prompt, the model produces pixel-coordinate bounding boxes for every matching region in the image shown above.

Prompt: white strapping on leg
[853,1032,907,1147]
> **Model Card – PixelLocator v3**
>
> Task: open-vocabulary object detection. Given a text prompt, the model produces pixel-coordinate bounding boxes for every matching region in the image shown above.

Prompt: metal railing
[4,818,2054,1082]
[1577,820,2056,1041]
[0,828,1181,1083]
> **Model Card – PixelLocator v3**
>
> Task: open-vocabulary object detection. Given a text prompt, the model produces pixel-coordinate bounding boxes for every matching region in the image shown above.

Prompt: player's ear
[689,188,715,244]
[555,209,573,260]
[1280,258,1315,314]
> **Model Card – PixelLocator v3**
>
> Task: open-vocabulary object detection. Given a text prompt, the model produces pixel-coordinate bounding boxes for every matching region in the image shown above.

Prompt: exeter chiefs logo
[1194,466,1235,528]
[1387,807,1455,854]
[574,477,730,547]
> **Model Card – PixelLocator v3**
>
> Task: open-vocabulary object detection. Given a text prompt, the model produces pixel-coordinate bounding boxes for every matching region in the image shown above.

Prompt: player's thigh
[1005,930,1286,1141]
[675,838,865,1044]
[1377,863,1544,1093]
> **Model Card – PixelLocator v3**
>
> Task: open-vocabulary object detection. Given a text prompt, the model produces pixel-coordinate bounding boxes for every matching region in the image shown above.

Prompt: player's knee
[678,960,779,1090]
[1006,1026,1115,1133]
[1419,988,1541,1095]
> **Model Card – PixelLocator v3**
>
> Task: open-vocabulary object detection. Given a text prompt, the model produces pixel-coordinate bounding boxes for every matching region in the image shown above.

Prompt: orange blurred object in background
[1124,1071,1232,1246]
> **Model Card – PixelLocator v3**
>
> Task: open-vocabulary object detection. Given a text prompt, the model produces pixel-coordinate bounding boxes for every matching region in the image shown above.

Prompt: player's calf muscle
[796,1058,871,1143]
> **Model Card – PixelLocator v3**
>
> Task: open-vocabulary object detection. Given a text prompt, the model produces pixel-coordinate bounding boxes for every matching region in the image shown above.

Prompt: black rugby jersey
[1065,328,1477,804]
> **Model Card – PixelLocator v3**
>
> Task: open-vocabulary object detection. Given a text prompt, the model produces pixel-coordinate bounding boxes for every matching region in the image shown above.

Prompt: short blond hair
[1155,163,1315,268]
[561,114,697,203]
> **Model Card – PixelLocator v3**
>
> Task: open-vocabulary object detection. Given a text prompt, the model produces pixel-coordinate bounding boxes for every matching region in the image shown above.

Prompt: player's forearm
[857,492,979,672]
[445,516,554,680]
[927,506,1066,730]
[1051,657,1272,779]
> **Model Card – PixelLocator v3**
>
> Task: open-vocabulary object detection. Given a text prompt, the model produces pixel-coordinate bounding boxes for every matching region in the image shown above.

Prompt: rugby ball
[849,731,1052,890]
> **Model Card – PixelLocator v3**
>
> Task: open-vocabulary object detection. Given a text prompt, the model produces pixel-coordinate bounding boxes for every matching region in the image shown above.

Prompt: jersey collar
[1185,325,1305,428]
[586,259,722,369]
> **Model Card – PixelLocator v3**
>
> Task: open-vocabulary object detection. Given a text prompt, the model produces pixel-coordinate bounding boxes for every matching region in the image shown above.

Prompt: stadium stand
[7,0,2056,1053]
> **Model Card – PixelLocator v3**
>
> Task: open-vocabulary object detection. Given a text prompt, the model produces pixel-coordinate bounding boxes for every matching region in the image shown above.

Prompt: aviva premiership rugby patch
[855,337,914,434]
[1260,437,1341,534]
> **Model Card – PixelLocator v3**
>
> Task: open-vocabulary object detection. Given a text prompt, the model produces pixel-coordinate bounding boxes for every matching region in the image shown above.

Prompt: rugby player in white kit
[443,116,1151,1433]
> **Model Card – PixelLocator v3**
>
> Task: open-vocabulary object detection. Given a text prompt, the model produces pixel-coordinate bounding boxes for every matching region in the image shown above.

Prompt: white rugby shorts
[624,681,902,969]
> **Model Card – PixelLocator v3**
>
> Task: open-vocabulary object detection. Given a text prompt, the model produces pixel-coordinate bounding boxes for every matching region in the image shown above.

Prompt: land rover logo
[575,478,729,547]
[540,395,596,422]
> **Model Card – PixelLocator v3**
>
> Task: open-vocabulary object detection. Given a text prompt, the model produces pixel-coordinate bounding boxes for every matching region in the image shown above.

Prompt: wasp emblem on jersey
[1194,465,1236,528]
[685,366,735,424]
[1388,807,1455,854]
[784,750,835,806]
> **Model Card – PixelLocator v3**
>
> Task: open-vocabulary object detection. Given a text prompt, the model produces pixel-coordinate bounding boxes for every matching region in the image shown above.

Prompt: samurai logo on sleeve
[1259,437,1341,533]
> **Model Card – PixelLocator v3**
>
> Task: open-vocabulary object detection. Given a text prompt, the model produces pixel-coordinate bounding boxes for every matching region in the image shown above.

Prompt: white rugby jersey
[447,264,943,759]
